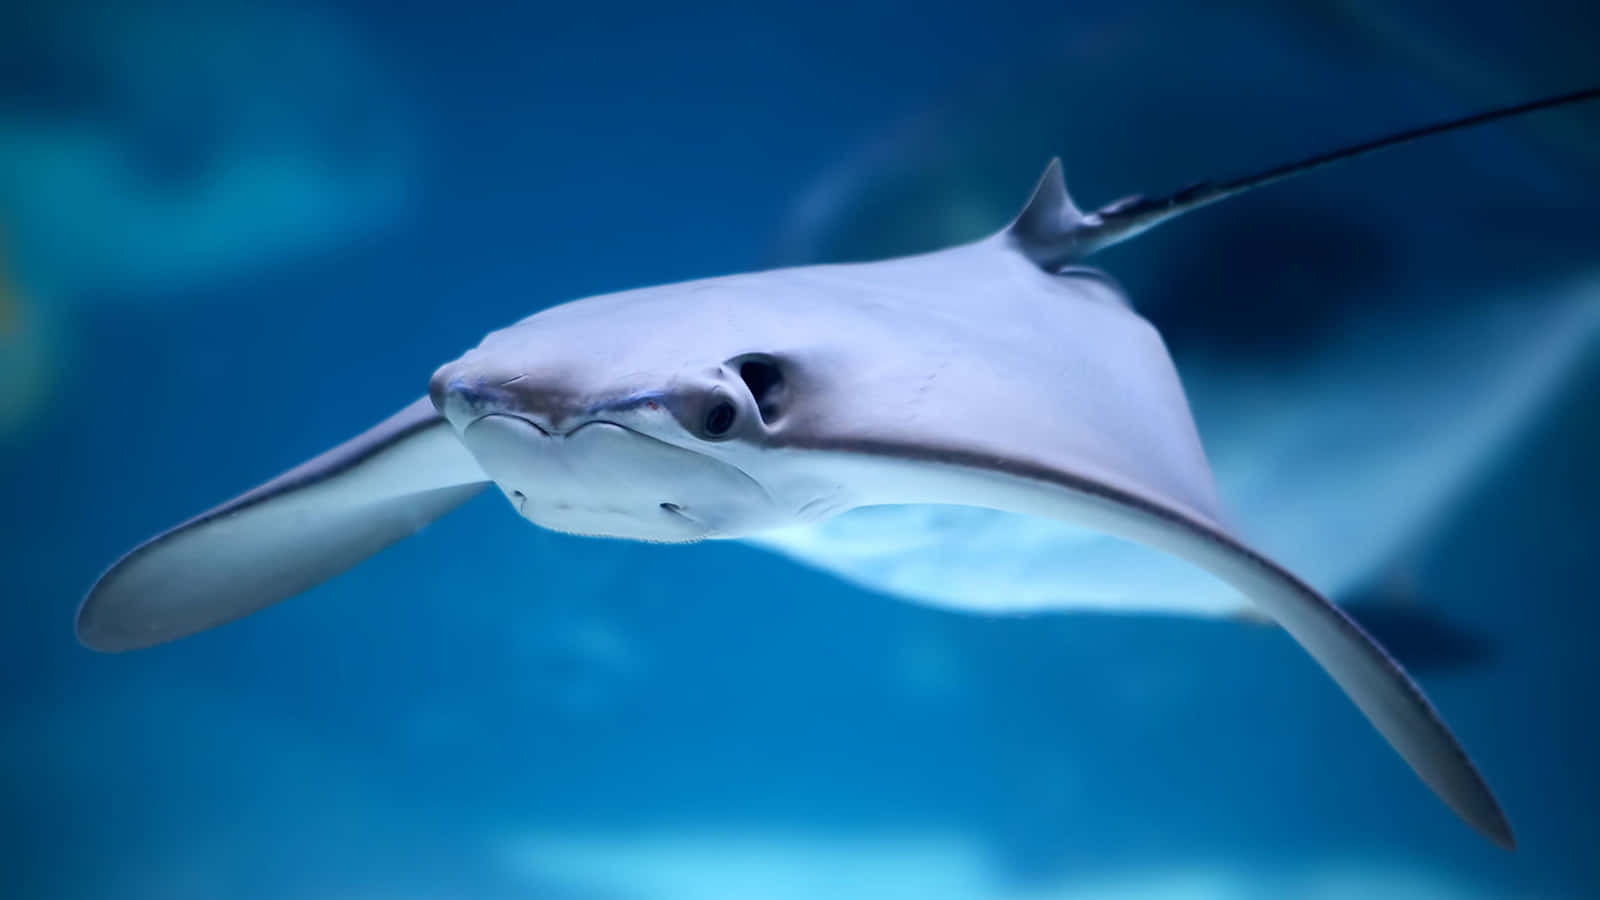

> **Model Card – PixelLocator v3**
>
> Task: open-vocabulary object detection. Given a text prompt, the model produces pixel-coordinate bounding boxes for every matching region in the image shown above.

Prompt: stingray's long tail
[1007,86,1600,270]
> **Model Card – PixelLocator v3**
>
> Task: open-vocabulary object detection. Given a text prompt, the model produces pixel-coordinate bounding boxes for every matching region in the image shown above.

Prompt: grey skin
[80,150,1544,849]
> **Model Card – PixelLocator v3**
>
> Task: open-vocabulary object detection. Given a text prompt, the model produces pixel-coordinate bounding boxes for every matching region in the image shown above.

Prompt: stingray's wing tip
[1427,738,1514,849]
[1156,511,1517,851]
[75,619,152,654]
[74,606,119,653]
[76,575,132,653]
[74,598,126,653]
[74,551,190,653]
[1467,791,1516,851]
[72,398,487,655]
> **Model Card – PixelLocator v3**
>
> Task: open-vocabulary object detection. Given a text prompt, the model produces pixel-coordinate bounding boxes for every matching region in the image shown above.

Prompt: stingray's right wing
[78,397,489,652]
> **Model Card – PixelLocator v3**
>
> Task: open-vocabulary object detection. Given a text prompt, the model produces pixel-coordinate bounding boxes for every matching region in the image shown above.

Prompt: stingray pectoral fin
[78,397,489,652]
[818,447,1513,849]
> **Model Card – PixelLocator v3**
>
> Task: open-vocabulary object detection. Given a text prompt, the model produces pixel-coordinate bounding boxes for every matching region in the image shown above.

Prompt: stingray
[78,89,1600,848]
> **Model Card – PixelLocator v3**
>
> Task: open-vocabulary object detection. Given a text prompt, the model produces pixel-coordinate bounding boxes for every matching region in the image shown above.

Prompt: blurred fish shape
[0,0,412,298]
[78,90,1600,847]
[0,0,412,435]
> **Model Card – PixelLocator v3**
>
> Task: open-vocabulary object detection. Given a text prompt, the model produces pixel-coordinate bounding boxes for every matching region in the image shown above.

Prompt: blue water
[4,2,1598,897]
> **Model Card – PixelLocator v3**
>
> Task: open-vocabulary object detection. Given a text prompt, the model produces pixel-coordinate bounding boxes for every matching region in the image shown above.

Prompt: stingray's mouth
[457,412,767,542]
[463,412,625,438]
[461,414,655,464]
[464,413,726,525]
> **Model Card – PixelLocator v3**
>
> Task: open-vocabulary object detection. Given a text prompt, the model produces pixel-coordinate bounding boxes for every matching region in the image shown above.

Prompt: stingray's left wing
[78,397,488,651]
[765,248,1510,846]
[799,438,1513,848]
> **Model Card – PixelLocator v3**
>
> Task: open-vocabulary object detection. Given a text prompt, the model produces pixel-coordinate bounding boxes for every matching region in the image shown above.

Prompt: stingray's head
[430,305,797,542]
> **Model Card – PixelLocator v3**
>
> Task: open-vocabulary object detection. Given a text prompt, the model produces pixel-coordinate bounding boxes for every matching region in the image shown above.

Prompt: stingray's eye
[703,400,737,437]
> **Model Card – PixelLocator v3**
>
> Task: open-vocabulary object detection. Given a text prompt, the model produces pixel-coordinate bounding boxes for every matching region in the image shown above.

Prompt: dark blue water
[3,2,1598,897]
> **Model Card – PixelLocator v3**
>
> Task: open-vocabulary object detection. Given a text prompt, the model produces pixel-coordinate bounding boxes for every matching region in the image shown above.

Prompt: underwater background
[3,1,1598,897]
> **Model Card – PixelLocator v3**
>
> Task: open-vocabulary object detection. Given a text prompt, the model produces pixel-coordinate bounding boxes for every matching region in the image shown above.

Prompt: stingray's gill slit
[78,85,1599,850]
[734,354,788,424]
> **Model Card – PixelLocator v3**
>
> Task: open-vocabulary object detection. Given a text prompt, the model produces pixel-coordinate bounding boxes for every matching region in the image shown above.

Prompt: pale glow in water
[498,828,1522,900]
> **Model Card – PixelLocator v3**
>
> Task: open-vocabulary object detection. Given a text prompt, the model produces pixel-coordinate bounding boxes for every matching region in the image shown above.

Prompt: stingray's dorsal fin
[1006,158,1085,256]
[1005,86,1599,272]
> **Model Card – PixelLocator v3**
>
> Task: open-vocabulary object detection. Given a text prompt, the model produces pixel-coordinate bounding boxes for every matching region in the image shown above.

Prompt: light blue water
[3,2,1598,897]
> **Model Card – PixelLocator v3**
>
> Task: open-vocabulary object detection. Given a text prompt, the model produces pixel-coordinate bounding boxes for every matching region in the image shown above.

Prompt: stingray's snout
[428,360,521,432]
[432,360,595,437]
[429,361,463,418]
[430,366,484,430]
